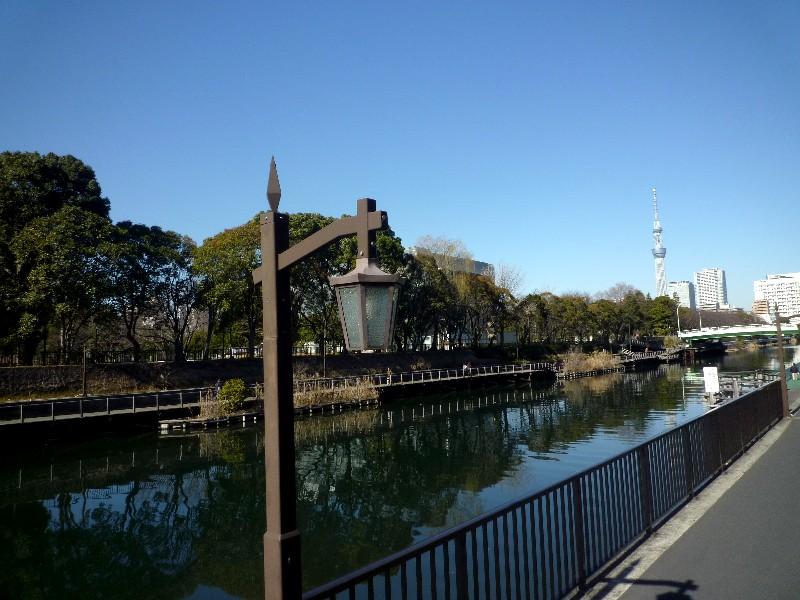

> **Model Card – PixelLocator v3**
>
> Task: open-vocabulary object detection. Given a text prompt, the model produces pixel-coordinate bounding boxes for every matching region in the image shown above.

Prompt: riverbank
[0,350,497,401]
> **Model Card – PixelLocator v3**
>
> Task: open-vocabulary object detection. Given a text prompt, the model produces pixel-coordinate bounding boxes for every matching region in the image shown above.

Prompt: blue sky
[2,1,798,308]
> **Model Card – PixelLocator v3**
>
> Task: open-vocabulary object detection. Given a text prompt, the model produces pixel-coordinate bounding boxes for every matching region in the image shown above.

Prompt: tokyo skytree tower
[651,187,667,297]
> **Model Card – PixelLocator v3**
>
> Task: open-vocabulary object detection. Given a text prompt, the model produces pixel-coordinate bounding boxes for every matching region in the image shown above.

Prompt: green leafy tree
[151,235,199,362]
[647,295,678,336]
[193,216,261,358]
[12,206,113,360]
[106,222,184,361]
[0,151,110,362]
[589,299,619,348]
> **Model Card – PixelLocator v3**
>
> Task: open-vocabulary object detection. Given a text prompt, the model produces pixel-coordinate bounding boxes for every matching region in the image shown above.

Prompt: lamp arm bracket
[276,210,386,271]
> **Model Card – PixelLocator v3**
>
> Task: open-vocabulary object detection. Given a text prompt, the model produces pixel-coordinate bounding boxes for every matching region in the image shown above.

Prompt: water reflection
[0,349,791,598]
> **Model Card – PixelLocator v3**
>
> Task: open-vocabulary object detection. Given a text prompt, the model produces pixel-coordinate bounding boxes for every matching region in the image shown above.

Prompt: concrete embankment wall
[1,350,491,400]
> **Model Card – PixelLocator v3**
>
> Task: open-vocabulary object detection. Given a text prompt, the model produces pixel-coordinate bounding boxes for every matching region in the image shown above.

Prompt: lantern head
[330,258,402,351]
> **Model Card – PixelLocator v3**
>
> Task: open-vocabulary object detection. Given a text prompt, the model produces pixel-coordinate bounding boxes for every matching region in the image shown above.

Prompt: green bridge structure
[677,323,800,342]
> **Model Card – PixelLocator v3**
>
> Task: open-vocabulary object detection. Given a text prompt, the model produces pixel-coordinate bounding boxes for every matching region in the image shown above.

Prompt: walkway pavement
[592,389,800,600]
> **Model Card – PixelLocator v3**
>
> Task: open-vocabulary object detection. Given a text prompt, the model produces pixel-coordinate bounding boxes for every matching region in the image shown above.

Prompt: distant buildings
[753,273,800,318]
[694,268,728,310]
[667,281,696,309]
[751,299,774,323]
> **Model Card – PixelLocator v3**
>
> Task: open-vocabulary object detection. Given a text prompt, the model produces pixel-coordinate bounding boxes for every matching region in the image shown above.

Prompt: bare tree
[415,235,474,276]
[595,282,641,303]
[495,263,524,297]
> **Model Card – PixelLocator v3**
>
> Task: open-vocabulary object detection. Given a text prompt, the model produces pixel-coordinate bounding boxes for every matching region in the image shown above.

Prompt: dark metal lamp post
[252,158,401,599]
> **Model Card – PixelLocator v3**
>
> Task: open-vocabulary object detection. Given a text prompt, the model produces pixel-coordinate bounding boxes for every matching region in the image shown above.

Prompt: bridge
[678,323,800,341]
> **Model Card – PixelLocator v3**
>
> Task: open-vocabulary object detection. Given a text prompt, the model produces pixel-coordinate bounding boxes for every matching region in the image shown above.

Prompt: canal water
[1,347,796,599]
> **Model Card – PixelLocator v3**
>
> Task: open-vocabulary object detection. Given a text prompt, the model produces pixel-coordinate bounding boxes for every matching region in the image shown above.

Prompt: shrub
[218,378,248,415]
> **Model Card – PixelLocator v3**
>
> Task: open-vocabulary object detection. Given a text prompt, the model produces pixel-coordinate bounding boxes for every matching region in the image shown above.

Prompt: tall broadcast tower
[651,187,667,297]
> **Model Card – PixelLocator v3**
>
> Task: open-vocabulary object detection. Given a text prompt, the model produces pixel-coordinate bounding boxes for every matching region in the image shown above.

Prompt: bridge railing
[302,379,783,600]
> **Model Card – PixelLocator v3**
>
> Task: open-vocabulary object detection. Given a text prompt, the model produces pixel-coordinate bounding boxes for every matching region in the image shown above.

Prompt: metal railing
[294,363,557,393]
[0,387,213,425]
[303,379,784,600]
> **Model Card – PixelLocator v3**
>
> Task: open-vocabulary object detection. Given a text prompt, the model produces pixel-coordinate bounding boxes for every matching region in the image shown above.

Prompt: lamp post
[252,158,401,599]
[774,306,789,417]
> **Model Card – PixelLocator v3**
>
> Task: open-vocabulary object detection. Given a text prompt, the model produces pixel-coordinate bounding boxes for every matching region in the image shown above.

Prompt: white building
[753,273,800,318]
[694,268,728,310]
[667,281,696,309]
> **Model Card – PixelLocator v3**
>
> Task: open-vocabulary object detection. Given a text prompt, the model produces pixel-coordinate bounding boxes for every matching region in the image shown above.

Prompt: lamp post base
[264,529,302,600]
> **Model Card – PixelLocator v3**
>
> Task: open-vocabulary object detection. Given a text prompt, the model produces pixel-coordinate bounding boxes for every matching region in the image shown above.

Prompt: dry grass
[198,389,221,420]
[560,351,621,374]
[293,378,379,408]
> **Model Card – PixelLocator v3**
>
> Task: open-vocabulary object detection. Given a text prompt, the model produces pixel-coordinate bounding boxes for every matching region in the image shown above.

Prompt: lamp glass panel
[365,285,390,348]
[338,285,363,350]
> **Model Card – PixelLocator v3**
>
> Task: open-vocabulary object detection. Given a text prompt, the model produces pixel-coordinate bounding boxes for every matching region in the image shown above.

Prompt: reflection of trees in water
[0,433,266,600]
[0,366,698,597]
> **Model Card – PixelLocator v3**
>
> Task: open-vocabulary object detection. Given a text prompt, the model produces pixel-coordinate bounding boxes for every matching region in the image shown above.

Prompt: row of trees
[3,151,742,366]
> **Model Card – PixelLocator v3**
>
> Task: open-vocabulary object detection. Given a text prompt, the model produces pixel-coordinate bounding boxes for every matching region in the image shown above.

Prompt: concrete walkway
[592,390,800,600]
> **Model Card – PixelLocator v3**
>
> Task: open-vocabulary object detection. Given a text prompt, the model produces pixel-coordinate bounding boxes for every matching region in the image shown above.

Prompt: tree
[596,282,640,303]
[589,299,619,348]
[288,213,341,353]
[515,293,549,344]
[0,151,110,362]
[12,206,113,360]
[151,236,199,362]
[393,253,454,350]
[414,235,474,276]
[106,222,184,362]
[647,296,677,336]
[193,216,261,358]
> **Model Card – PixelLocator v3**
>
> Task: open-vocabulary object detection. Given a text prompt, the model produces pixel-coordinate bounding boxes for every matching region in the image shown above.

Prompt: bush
[217,378,248,415]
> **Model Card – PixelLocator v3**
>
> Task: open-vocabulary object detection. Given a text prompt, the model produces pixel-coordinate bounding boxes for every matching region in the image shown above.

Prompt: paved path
[605,390,800,600]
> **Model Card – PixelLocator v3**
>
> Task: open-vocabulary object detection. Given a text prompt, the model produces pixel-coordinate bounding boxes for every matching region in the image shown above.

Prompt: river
[1,347,796,599]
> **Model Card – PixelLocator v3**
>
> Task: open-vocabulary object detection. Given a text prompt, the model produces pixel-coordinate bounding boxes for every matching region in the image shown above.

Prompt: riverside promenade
[592,388,800,600]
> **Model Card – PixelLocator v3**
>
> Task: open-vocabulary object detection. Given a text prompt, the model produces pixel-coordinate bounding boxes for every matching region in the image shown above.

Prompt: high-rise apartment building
[667,281,696,309]
[753,273,800,317]
[694,268,728,310]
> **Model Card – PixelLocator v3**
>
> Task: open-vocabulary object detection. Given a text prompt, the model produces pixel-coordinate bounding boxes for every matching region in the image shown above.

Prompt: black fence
[302,379,784,600]
[0,388,211,425]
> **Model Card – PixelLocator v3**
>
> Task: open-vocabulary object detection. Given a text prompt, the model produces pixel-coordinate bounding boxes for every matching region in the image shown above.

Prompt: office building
[667,281,696,309]
[753,273,800,318]
[694,268,728,310]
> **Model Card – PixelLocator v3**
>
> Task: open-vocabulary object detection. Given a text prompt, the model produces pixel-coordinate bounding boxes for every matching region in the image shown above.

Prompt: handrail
[303,379,783,599]
[294,362,558,392]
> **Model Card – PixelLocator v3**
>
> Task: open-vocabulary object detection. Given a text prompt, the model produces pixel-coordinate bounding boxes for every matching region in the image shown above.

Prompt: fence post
[132,395,136,413]
[19,404,23,424]
[682,427,695,497]
[80,397,84,418]
[571,479,587,589]
[179,391,184,408]
[455,531,468,595]
[106,397,110,415]
[637,446,653,533]
[156,392,159,412]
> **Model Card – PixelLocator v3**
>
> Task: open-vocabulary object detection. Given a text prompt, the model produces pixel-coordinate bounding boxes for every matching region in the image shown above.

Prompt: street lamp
[252,158,401,599]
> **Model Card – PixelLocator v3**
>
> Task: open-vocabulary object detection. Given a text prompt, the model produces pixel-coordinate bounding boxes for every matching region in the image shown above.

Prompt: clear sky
[2,1,798,308]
